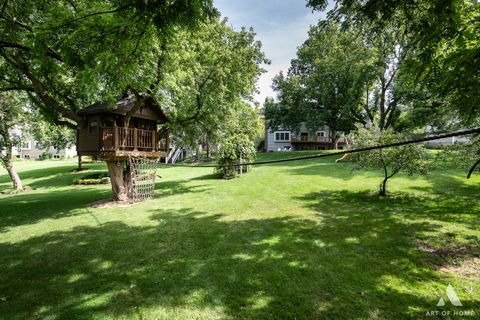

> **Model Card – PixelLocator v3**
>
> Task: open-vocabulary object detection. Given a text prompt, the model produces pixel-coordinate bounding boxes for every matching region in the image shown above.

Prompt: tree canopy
[306,0,480,124]
[159,19,268,148]
[0,0,217,127]
[265,21,375,142]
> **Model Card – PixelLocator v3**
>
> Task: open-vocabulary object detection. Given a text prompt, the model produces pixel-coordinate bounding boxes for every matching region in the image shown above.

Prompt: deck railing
[290,136,346,143]
[100,125,169,152]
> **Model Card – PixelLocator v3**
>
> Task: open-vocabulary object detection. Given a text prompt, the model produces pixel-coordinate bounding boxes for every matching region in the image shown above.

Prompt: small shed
[76,95,169,161]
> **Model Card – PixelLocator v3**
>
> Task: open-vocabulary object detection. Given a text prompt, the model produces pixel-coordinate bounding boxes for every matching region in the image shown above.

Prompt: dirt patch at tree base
[89,198,136,208]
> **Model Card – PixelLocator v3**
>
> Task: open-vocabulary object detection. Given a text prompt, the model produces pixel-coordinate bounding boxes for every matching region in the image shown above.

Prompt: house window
[274,131,290,142]
[21,141,31,150]
[316,131,326,137]
[88,119,98,134]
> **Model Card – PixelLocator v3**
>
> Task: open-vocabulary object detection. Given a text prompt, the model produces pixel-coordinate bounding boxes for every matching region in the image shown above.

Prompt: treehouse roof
[78,95,168,122]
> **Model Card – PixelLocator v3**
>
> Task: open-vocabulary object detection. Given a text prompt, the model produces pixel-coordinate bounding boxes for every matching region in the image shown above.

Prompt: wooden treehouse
[76,95,169,161]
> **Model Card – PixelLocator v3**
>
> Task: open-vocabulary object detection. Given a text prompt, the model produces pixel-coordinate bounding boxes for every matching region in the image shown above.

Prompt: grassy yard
[0,152,479,319]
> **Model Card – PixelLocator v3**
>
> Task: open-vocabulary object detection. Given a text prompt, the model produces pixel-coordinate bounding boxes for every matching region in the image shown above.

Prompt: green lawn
[0,153,479,319]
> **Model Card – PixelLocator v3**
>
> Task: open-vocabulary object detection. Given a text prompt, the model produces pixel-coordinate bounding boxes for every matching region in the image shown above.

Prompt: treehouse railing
[100,126,169,152]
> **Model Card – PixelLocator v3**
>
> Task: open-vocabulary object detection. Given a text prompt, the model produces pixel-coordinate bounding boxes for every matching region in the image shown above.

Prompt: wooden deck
[290,136,346,144]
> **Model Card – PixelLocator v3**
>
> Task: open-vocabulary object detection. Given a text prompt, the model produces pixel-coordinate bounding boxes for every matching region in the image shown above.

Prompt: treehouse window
[102,116,116,127]
[88,119,98,134]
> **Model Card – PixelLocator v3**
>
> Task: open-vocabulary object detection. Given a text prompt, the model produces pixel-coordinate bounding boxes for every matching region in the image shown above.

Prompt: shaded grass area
[0,154,479,319]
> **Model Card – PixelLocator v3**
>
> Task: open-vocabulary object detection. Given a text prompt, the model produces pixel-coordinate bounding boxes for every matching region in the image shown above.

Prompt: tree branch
[128,19,151,60]
[0,40,63,62]
[0,85,34,92]
[3,52,83,125]
[0,13,33,31]
[54,4,134,30]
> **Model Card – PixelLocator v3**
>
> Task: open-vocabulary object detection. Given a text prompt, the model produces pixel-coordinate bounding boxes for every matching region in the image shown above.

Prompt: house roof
[78,95,168,122]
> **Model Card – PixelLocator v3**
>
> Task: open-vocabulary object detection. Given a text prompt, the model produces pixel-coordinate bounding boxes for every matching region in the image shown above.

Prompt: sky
[214,0,327,104]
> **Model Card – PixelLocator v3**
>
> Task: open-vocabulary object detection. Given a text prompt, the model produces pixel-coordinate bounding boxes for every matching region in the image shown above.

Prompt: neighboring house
[265,123,346,152]
[12,138,76,159]
[425,125,471,147]
[425,136,470,147]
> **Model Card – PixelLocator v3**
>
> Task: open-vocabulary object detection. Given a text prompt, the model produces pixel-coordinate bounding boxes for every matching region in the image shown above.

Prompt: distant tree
[30,117,76,152]
[353,127,430,196]
[306,0,480,124]
[0,92,24,191]
[161,19,267,160]
[266,21,375,148]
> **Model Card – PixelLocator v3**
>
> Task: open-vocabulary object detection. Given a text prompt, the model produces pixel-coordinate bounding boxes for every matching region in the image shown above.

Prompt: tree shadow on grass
[295,189,480,272]
[0,165,105,191]
[0,165,210,232]
[2,206,477,319]
[296,189,480,232]
[0,187,111,232]
[189,172,223,181]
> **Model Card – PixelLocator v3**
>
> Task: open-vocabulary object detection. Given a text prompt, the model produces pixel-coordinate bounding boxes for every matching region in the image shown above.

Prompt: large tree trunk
[206,140,211,160]
[77,155,82,171]
[330,133,339,150]
[107,161,132,201]
[0,140,23,191]
[195,143,201,161]
[4,158,23,191]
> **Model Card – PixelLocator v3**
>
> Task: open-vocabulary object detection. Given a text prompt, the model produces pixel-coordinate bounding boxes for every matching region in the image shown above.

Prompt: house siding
[265,123,344,152]
[13,139,76,159]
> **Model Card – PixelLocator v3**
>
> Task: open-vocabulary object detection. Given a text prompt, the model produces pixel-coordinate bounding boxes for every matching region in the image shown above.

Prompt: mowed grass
[0,152,479,319]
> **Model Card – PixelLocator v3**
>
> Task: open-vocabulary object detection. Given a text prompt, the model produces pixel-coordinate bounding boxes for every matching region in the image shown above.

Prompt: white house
[264,123,346,152]
[9,126,76,159]
[425,125,471,147]
[11,136,76,159]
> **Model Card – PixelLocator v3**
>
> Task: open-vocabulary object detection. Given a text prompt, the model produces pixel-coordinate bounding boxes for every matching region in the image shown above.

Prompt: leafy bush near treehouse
[216,134,256,179]
[73,172,110,185]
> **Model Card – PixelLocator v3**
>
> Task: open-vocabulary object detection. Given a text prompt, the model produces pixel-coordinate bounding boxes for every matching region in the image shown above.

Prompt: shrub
[216,134,256,179]
[73,172,110,185]
[38,151,52,160]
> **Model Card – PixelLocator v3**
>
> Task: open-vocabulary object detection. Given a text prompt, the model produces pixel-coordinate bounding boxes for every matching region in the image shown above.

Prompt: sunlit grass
[0,153,479,319]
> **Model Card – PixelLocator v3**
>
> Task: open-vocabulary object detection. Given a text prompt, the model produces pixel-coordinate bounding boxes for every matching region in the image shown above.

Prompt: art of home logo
[425,284,476,317]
